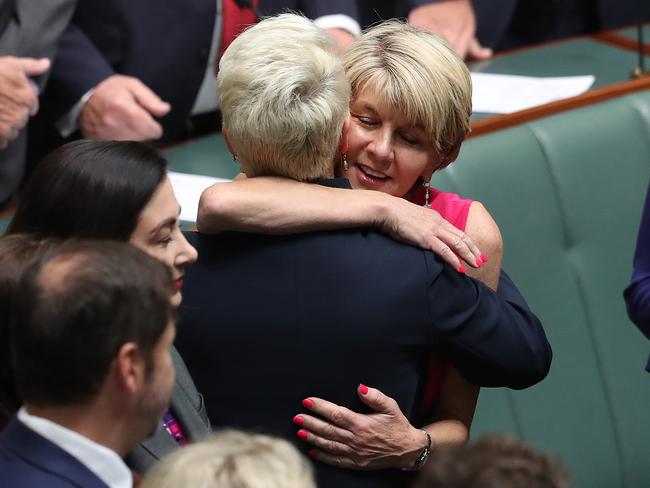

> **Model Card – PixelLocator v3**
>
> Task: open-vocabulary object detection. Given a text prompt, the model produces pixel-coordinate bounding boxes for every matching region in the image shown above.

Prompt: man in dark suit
[28,0,360,167]
[357,0,650,58]
[176,14,551,488]
[0,0,75,208]
[0,241,177,487]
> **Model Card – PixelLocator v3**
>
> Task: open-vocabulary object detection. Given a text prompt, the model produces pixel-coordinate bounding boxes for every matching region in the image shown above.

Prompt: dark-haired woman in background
[7,139,208,472]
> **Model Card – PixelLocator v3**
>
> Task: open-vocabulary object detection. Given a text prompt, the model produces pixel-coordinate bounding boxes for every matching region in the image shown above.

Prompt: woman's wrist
[368,190,400,232]
[399,426,432,470]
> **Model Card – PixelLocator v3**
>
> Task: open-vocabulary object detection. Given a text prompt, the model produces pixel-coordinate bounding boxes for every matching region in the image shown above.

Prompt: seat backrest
[430,90,650,488]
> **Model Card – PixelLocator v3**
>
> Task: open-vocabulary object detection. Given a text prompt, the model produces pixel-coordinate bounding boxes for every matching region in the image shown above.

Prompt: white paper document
[471,73,595,114]
[169,171,231,222]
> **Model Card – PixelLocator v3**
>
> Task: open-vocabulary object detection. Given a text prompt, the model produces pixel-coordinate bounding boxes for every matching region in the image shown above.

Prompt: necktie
[219,0,259,61]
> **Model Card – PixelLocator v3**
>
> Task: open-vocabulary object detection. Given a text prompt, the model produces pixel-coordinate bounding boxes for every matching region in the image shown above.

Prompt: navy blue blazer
[624,181,650,371]
[34,0,358,145]
[0,417,108,488]
[358,0,650,51]
[176,179,551,488]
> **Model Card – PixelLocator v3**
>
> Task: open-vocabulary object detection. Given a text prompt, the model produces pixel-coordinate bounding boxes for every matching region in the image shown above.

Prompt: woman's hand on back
[294,385,428,470]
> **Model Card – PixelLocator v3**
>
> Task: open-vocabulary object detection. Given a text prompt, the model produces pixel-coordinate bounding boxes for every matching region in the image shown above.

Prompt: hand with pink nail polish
[292,385,426,470]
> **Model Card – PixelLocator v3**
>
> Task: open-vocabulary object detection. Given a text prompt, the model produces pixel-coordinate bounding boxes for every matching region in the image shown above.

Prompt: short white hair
[142,430,316,488]
[218,14,350,181]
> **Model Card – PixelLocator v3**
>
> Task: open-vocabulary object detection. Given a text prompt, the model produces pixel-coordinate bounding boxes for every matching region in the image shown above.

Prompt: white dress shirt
[17,407,132,488]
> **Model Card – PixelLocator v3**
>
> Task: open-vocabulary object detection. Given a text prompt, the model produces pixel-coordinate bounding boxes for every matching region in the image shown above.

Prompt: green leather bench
[430,89,650,488]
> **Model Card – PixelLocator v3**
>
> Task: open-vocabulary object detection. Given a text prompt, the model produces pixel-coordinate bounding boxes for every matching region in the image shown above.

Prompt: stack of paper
[471,73,596,114]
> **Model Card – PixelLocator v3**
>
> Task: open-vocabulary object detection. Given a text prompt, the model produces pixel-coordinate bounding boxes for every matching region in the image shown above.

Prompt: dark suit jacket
[126,346,210,474]
[358,0,650,51]
[471,0,650,50]
[0,0,75,205]
[0,417,108,488]
[624,181,650,371]
[176,179,551,488]
[32,0,358,149]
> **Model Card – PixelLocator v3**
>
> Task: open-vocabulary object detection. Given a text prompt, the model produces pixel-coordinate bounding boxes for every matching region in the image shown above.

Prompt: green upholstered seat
[430,90,650,488]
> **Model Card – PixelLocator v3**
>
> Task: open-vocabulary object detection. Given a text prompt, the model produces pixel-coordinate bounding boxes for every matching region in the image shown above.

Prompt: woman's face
[344,89,440,197]
[130,176,198,307]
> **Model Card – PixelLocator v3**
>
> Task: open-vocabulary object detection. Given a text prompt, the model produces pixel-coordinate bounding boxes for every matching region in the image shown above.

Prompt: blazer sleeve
[624,181,650,339]
[425,253,552,389]
[299,0,359,20]
[260,1,359,21]
[43,22,116,118]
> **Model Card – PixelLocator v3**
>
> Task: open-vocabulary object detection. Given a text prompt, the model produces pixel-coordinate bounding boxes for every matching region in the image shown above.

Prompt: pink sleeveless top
[410,185,473,420]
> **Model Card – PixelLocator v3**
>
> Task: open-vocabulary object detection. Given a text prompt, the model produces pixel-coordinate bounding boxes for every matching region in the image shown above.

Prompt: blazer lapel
[168,346,211,440]
[135,347,210,462]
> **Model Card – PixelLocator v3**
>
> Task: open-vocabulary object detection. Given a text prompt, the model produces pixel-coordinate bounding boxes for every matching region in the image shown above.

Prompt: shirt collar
[17,407,132,488]
[314,177,352,189]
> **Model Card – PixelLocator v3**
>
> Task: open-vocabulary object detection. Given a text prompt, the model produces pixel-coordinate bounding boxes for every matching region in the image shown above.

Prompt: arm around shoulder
[197,177,388,234]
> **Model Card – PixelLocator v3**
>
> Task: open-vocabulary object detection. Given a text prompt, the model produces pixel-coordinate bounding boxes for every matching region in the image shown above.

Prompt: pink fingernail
[293,415,304,425]
[481,253,489,263]
[458,264,466,273]
[308,449,318,458]
[302,399,313,409]
[358,383,369,395]
[475,258,483,267]
[297,429,309,440]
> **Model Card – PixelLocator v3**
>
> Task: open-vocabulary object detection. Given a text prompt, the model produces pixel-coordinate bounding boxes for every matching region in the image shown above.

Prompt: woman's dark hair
[0,234,58,424]
[8,139,167,241]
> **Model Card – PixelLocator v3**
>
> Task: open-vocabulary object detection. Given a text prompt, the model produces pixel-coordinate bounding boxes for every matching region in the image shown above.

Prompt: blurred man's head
[414,435,569,488]
[11,240,176,451]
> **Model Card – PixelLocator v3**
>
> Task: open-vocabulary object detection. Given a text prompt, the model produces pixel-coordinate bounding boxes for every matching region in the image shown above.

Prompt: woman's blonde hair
[218,14,350,181]
[343,21,472,164]
[142,430,316,488]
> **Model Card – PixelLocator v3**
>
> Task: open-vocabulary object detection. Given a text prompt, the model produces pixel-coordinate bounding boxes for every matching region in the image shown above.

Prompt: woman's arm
[198,177,483,270]
[418,368,478,451]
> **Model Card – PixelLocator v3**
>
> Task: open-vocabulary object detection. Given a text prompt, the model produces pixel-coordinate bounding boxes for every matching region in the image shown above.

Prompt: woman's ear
[336,117,351,156]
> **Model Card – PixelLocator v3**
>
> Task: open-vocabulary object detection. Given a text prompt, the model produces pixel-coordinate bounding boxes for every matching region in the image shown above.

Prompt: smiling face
[343,89,441,198]
[129,177,198,307]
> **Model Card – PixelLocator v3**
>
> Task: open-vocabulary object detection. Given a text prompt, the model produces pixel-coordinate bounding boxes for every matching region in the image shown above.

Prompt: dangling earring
[422,179,431,208]
[341,153,349,172]
[232,154,239,163]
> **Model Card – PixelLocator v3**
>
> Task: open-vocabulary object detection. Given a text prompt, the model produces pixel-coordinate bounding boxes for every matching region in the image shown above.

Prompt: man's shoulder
[185,228,447,281]
[0,419,107,488]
